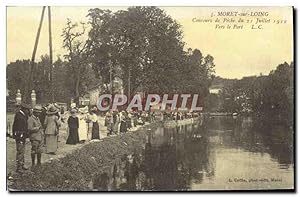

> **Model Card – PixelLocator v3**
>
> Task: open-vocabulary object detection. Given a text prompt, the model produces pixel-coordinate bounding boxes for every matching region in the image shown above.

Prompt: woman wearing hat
[78,106,89,143]
[44,104,61,154]
[66,109,80,144]
[120,111,128,134]
[90,106,100,140]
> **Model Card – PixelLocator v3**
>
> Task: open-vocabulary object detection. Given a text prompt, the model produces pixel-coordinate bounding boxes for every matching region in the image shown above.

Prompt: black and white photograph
[5,5,294,191]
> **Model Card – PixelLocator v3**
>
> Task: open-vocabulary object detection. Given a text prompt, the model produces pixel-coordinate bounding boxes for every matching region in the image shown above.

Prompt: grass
[8,122,160,191]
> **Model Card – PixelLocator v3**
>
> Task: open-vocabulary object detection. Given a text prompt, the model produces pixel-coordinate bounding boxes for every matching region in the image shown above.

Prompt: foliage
[209,62,294,126]
[7,60,31,99]
[8,7,216,106]
[61,18,100,102]
[87,7,215,95]
[7,56,70,103]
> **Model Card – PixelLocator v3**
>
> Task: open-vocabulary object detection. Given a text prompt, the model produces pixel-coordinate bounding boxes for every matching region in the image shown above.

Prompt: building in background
[209,84,223,94]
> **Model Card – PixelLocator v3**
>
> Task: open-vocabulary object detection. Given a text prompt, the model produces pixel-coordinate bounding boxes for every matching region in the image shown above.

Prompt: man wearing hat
[12,103,31,172]
[27,105,44,167]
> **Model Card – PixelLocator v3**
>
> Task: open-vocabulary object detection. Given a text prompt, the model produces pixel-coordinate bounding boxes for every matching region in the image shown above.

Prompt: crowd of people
[11,101,199,173]
[104,110,156,135]
[103,110,199,135]
[65,106,100,145]
[12,103,63,172]
[11,102,105,172]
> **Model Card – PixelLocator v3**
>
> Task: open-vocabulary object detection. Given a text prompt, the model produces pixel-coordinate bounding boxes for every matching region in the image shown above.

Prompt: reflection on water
[91,116,294,191]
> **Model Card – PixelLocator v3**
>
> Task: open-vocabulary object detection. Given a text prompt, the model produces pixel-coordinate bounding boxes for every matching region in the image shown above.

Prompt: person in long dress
[86,113,93,141]
[112,111,120,135]
[66,109,79,145]
[44,105,61,154]
[105,110,113,136]
[120,111,127,133]
[78,107,88,143]
[90,107,100,140]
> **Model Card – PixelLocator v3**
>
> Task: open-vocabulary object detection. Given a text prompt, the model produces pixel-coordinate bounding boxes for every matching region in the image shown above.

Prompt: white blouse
[91,113,98,123]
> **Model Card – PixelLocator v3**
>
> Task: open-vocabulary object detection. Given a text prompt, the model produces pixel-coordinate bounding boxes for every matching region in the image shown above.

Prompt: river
[90,116,294,191]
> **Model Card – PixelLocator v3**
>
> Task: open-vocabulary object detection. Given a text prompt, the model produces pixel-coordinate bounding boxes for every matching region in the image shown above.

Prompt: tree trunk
[74,66,81,105]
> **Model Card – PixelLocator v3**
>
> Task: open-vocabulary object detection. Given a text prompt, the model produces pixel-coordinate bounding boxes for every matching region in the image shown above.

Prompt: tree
[52,56,74,102]
[182,49,215,96]
[260,62,294,125]
[7,60,31,100]
[211,61,294,126]
[61,18,100,103]
[87,7,189,95]
[87,6,217,112]
[33,55,51,103]
[7,56,73,104]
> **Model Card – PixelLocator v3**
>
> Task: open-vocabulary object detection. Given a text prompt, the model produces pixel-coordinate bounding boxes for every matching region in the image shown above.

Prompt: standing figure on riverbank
[12,103,31,172]
[66,109,80,144]
[124,110,132,131]
[39,106,47,129]
[105,110,113,136]
[40,105,48,146]
[120,111,127,133]
[113,111,120,134]
[91,107,100,140]
[104,111,110,127]
[27,105,44,167]
[86,113,93,141]
[78,107,89,143]
[44,105,61,154]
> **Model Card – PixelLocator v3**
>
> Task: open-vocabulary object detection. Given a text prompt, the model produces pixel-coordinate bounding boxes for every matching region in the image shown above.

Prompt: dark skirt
[120,121,127,133]
[92,122,100,139]
[66,128,79,145]
[126,118,132,129]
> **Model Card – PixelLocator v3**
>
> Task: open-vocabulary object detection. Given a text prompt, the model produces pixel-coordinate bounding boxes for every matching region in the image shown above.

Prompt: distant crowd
[10,102,199,173]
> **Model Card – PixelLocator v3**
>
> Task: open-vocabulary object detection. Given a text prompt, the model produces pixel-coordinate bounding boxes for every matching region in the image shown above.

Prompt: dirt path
[7,118,160,191]
[7,116,106,173]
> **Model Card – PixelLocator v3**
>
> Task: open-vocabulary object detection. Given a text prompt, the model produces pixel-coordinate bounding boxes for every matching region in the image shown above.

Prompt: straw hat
[70,108,77,114]
[79,106,89,114]
[53,103,61,110]
[91,106,98,112]
[33,105,42,113]
[46,104,59,115]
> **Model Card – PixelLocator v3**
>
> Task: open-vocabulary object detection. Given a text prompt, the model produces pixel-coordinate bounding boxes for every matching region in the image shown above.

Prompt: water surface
[91,116,294,191]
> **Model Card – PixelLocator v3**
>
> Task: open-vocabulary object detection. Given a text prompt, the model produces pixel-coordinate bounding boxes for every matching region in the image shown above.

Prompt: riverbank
[6,114,108,174]
[8,122,161,191]
[164,117,199,128]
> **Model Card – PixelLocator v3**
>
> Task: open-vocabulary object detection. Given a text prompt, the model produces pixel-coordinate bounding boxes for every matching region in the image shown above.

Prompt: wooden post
[25,6,46,103]
[128,66,131,104]
[48,6,54,102]
[110,63,113,94]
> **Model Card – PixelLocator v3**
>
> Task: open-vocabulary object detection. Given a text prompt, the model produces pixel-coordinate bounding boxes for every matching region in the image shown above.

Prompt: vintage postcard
[6,6,294,191]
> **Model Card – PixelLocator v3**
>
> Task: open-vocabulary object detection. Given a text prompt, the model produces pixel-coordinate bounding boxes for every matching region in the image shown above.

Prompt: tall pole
[48,6,54,102]
[110,63,113,94]
[109,63,113,108]
[128,66,131,104]
[26,6,46,103]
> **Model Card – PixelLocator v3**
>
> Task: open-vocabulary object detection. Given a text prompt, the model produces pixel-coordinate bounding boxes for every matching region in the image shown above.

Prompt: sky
[7,6,293,79]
